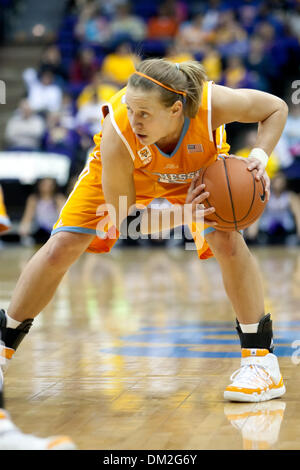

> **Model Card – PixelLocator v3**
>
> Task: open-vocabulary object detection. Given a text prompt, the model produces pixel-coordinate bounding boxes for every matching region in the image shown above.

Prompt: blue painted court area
[100,322,300,358]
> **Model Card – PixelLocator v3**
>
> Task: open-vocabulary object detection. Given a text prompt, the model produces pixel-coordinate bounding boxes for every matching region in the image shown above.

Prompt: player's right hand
[185,177,217,226]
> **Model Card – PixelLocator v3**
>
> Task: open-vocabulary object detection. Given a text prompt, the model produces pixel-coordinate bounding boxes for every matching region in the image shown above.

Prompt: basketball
[196,156,267,231]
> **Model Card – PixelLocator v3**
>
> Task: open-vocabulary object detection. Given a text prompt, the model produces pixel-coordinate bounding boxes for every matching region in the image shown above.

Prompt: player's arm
[101,117,177,236]
[211,84,288,156]
[211,84,288,201]
[101,115,136,232]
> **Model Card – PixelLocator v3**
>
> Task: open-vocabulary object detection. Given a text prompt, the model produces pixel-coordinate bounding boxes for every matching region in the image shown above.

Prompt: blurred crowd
[1,0,300,246]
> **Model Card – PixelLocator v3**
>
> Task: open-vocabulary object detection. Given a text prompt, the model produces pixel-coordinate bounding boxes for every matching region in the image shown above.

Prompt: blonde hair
[128,58,207,118]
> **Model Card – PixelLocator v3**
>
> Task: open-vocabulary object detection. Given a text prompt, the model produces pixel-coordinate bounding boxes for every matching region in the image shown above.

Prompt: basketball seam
[200,166,230,223]
[223,159,238,231]
[235,169,256,223]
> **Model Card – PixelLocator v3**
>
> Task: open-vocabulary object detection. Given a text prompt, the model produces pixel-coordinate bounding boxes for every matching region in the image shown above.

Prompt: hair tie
[175,63,180,70]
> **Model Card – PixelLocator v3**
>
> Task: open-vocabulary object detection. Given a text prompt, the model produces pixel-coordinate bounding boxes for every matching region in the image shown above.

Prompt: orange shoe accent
[241,349,269,358]
[0,411,7,419]
[226,385,267,395]
[226,375,284,395]
[46,436,73,450]
[0,347,15,360]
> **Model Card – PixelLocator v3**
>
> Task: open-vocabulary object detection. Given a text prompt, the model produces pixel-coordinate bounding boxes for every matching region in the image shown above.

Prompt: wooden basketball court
[1,243,300,450]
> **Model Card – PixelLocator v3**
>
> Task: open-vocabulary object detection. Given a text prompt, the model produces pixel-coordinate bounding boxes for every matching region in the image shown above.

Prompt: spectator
[255,3,285,38]
[59,92,77,130]
[23,68,62,113]
[244,35,274,91]
[38,44,68,86]
[110,2,146,43]
[75,3,112,45]
[43,112,79,163]
[246,172,300,246]
[214,9,249,59]
[176,14,212,56]
[282,102,300,157]
[170,0,188,24]
[237,1,260,35]
[147,2,179,41]
[201,0,221,33]
[4,99,45,150]
[281,102,300,193]
[75,91,102,166]
[76,91,102,138]
[253,21,288,95]
[236,128,280,180]
[69,47,100,86]
[164,42,194,64]
[101,42,138,87]
[201,45,222,82]
[19,178,66,246]
[220,56,257,89]
[287,3,300,40]
[76,71,119,108]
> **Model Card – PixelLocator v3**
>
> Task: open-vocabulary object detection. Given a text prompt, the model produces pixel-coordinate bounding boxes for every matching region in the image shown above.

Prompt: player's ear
[170,100,183,116]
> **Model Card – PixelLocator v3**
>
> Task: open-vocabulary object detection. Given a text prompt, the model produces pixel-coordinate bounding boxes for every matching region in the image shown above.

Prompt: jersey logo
[187,144,204,153]
[137,146,152,164]
[151,169,201,184]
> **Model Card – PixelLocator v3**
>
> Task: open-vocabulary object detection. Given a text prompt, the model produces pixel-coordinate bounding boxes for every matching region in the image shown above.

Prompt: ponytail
[176,61,207,117]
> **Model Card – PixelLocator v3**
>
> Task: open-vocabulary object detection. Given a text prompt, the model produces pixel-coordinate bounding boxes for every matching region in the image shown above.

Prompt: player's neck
[155,115,185,154]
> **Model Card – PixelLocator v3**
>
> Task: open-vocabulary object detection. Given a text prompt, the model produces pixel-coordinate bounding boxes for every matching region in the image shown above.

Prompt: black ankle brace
[236,313,274,353]
[0,309,33,351]
[0,391,4,409]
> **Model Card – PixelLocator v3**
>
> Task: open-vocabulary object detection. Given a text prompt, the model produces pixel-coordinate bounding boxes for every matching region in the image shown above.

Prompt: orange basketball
[196,156,267,231]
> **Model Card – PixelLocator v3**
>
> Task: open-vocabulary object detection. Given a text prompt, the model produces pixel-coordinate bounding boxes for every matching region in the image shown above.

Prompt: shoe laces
[230,363,273,389]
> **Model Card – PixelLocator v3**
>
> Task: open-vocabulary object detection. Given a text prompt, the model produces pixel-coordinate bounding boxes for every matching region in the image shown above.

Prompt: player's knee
[206,230,241,258]
[43,232,88,268]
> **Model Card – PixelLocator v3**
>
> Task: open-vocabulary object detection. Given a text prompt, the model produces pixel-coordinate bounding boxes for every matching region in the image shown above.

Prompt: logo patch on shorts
[137,146,152,164]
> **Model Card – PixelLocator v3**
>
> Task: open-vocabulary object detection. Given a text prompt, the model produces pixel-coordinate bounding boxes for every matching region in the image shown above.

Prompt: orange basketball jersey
[52,81,230,259]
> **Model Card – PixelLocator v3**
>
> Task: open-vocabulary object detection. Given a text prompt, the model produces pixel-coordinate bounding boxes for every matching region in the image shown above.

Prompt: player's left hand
[246,157,270,202]
[223,154,270,202]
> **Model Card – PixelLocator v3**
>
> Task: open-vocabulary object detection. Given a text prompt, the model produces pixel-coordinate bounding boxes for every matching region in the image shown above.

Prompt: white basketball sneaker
[0,410,76,450]
[224,348,286,402]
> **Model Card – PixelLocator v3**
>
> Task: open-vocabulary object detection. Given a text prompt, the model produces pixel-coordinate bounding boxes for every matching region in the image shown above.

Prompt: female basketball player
[0,58,288,402]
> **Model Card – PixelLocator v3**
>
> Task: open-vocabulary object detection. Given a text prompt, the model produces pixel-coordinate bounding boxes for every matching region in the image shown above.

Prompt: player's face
[125,87,182,146]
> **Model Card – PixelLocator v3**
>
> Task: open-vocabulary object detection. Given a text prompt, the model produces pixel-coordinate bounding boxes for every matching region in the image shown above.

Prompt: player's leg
[205,229,285,402]
[0,231,94,368]
[205,230,264,324]
[8,231,94,321]
[1,152,118,368]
